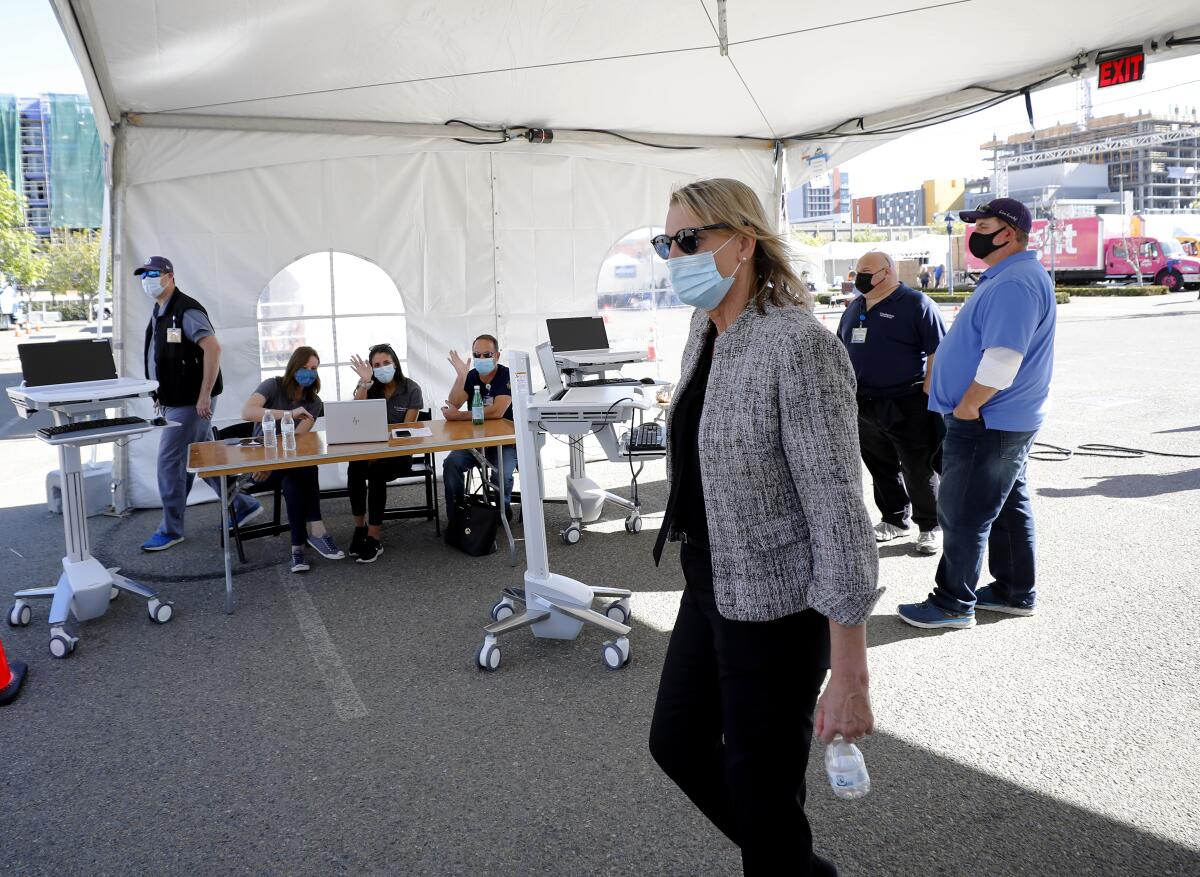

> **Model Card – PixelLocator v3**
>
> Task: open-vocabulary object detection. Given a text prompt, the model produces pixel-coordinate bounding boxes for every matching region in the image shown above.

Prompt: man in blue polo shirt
[899,198,1056,630]
[837,251,946,555]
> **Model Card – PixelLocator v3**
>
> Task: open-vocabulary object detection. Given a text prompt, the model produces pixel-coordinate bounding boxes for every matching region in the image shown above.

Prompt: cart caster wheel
[49,633,76,659]
[148,598,174,624]
[477,639,501,671]
[561,526,581,545]
[109,586,120,601]
[624,515,643,534]
[8,600,31,628]
[605,598,631,625]
[490,598,515,622]
[602,637,631,670]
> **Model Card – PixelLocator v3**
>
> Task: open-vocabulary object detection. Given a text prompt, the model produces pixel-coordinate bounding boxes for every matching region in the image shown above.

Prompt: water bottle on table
[262,411,276,449]
[825,734,871,799]
[471,387,484,426]
[281,410,296,452]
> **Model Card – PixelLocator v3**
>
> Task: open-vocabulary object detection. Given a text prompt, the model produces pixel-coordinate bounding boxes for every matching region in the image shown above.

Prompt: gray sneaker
[915,530,942,554]
[874,521,912,542]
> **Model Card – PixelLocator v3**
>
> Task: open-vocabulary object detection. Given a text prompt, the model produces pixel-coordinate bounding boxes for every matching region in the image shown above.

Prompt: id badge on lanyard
[850,312,867,344]
[166,316,182,344]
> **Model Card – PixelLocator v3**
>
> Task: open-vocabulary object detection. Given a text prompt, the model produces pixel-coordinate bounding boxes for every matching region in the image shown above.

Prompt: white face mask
[141,276,164,299]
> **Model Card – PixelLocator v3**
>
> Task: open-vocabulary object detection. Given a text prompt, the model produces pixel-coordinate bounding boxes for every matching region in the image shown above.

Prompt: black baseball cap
[134,255,174,276]
[958,198,1032,233]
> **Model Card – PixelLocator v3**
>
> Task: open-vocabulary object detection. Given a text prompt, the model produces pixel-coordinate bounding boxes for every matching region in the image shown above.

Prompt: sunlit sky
[2,0,1198,198]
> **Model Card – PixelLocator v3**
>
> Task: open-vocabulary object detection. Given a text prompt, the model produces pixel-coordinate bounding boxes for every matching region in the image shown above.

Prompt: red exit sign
[1098,51,1145,88]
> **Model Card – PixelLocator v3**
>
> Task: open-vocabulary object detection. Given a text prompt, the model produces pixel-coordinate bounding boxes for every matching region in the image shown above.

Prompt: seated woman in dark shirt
[346,343,425,563]
[241,345,344,572]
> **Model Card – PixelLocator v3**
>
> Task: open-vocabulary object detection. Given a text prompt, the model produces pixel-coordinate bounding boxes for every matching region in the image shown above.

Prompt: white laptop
[324,399,389,444]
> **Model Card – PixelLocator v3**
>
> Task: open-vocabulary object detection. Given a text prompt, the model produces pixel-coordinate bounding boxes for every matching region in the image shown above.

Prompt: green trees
[0,172,48,290]
[43,229,106,316]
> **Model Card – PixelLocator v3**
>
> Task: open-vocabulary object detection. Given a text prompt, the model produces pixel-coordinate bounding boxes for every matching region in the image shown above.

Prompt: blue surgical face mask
[666,235,742,311]
[474,356,496,376]
[373,365,396,384]
[294,368,318,387]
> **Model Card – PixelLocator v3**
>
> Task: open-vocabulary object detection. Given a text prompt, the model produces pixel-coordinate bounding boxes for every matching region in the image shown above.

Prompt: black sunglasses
[650,224,730,260]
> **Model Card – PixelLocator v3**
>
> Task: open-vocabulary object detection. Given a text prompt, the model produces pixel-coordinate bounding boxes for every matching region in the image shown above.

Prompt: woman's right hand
[291,406,313,422]
[814,673,874,744]
[350,353,373,382]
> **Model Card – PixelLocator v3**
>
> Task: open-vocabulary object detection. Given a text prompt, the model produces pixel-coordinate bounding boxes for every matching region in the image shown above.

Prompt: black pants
[649,543,835,877]
[857,392,943,532]
[347,457,414,527]
[259,466,321,546]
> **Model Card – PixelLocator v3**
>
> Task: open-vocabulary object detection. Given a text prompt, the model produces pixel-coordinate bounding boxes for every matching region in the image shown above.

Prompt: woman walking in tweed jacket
[648,178,881,877]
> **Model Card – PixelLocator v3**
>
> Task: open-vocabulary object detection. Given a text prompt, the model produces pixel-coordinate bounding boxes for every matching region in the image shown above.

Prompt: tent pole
[110,123,131,515]
[93,143,111,336]
[771,141,787,235]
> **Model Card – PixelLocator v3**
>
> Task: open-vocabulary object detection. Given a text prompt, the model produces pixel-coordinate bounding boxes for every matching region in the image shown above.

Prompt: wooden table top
[187,419,516,477]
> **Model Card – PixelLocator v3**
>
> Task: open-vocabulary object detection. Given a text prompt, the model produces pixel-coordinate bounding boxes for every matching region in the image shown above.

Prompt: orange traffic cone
[0,638,27,706]
[647,326,657,363]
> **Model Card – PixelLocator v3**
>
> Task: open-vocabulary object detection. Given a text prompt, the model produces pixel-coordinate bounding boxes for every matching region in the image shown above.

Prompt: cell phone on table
[237,438,264,447]
[391,428,413,438]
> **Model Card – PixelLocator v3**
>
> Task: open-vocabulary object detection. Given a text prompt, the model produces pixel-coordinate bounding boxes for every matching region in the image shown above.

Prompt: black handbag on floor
[445,480,500,556]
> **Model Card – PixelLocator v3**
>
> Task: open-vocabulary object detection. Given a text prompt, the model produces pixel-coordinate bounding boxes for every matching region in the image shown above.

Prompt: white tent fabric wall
[115,125,780,508]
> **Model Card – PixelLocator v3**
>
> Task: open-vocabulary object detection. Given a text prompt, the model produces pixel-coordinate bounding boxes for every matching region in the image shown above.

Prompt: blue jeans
[157,404,255,538]
[931,414,1038,614]
[443,446,516,511]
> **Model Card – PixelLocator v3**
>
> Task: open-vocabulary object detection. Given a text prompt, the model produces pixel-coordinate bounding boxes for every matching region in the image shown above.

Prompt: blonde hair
[669,178,811,311]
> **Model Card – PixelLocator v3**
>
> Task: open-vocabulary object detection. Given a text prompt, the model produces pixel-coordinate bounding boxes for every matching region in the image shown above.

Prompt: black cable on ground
[1030,442,1200,462]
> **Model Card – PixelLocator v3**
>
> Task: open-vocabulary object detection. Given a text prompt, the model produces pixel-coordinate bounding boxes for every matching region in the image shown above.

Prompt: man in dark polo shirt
[837,251,947,554]
[441,333,516,517]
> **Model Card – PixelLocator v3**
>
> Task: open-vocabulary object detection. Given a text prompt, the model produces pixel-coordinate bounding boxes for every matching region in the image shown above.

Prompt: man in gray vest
[138,256,261,550]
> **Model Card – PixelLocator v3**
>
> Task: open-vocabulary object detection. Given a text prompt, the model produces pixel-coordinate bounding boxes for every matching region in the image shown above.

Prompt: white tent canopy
[48,0,1200,508]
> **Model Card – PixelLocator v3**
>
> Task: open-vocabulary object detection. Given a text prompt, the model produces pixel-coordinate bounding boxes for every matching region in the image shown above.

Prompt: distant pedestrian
[934,263,945,287]
[919,266,930,290]
[898,198,1056,630]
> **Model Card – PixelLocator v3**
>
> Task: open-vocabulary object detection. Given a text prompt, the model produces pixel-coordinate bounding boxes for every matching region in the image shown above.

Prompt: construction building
[980,110,1200,213]
[0,93,103,235]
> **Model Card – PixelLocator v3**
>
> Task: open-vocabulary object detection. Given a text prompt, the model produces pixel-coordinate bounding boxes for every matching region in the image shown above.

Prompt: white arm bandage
[975,347,1024,390]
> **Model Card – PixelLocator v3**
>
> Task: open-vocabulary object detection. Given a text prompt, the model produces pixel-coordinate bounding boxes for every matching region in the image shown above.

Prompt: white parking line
[281,571,369,720]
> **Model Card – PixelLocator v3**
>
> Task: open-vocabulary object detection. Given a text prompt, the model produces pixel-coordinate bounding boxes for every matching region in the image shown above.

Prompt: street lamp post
[943,212,956,295]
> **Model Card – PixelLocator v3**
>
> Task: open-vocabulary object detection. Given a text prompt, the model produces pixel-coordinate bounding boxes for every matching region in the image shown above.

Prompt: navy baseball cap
[958,198,1032,233]
[133,256,174,276]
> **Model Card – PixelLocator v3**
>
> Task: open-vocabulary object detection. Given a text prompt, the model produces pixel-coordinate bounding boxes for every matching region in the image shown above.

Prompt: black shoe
[348,526,368,557]
[356,536,383,564]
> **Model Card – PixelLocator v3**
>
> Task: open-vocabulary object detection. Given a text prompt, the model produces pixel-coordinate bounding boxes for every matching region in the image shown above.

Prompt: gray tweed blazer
[666,302,882,626]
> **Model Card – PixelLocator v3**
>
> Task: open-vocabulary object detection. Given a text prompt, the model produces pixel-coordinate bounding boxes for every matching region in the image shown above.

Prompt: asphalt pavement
[0,295,1198,876]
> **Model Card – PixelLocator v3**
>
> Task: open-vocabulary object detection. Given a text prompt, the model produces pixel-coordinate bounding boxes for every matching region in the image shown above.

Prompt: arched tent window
[257,252,406,399]
[594,226,687,382]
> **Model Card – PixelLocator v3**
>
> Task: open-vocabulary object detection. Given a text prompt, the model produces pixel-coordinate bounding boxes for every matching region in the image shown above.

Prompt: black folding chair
[212,422,286,563]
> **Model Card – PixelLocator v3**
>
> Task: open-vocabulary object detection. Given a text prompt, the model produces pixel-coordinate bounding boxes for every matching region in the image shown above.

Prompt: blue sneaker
[220,499,264,532]
[976,584,1036,617]
[306,533,345,560]
[142,532,185,552]
[898,599,976,630]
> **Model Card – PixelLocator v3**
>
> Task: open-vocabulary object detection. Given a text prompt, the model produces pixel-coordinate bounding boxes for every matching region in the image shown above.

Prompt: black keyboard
[576,377,641,386]
[627,422,665,452]
[38,416,148,440]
